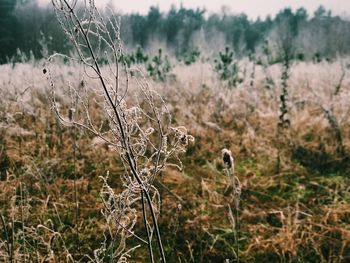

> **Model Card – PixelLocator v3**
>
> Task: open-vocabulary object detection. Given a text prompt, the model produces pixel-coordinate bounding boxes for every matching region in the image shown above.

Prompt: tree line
[1,0,350,63]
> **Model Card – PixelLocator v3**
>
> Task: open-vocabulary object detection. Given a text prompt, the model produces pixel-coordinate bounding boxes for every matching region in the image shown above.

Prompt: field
[0,56,350,262]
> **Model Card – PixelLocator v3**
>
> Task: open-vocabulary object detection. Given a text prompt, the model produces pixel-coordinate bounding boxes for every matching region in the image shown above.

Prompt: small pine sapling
[214,46,243,88]
[147,49,172,81]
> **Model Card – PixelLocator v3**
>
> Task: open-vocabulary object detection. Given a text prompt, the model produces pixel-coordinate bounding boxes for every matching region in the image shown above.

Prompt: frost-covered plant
[46,1,192,262]
[222,148,241,262]
[258,39,275,89]
[278,53,291,130]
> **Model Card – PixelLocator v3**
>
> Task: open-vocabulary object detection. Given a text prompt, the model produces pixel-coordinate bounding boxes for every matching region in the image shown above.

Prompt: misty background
[1,0,350,64]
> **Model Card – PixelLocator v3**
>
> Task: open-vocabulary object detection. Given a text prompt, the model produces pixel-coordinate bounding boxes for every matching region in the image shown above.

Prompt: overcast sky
[40,0,349,19]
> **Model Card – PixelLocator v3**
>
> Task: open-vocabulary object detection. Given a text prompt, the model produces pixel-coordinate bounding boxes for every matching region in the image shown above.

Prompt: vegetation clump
[214,46,243,88]
[147,49,173,81]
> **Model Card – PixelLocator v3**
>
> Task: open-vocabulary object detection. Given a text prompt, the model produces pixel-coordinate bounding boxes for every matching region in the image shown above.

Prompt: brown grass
[0,59,349,262]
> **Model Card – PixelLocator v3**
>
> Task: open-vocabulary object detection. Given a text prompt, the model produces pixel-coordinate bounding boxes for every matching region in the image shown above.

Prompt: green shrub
[147,48,172,81]
[214,46,242,88]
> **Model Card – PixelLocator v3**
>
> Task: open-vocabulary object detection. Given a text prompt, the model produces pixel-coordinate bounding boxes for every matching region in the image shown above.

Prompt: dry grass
[0,59,349,262]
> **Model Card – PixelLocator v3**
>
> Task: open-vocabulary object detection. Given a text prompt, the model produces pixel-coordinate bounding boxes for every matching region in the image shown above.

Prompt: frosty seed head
[222,148,234,169]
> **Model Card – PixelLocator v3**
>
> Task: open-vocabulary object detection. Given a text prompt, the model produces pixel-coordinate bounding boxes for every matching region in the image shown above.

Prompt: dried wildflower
[222,148,234,169]
[47,1,192,261]
[222,148,240,262]
[172,126,194,146]
[145,127,154,135]
[68,108,75,121]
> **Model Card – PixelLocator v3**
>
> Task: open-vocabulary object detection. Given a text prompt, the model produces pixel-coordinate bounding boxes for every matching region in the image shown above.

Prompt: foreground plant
[46,0,192,262]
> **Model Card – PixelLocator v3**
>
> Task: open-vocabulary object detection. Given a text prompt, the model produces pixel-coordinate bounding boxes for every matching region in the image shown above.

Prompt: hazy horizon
[38,0,349,19]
